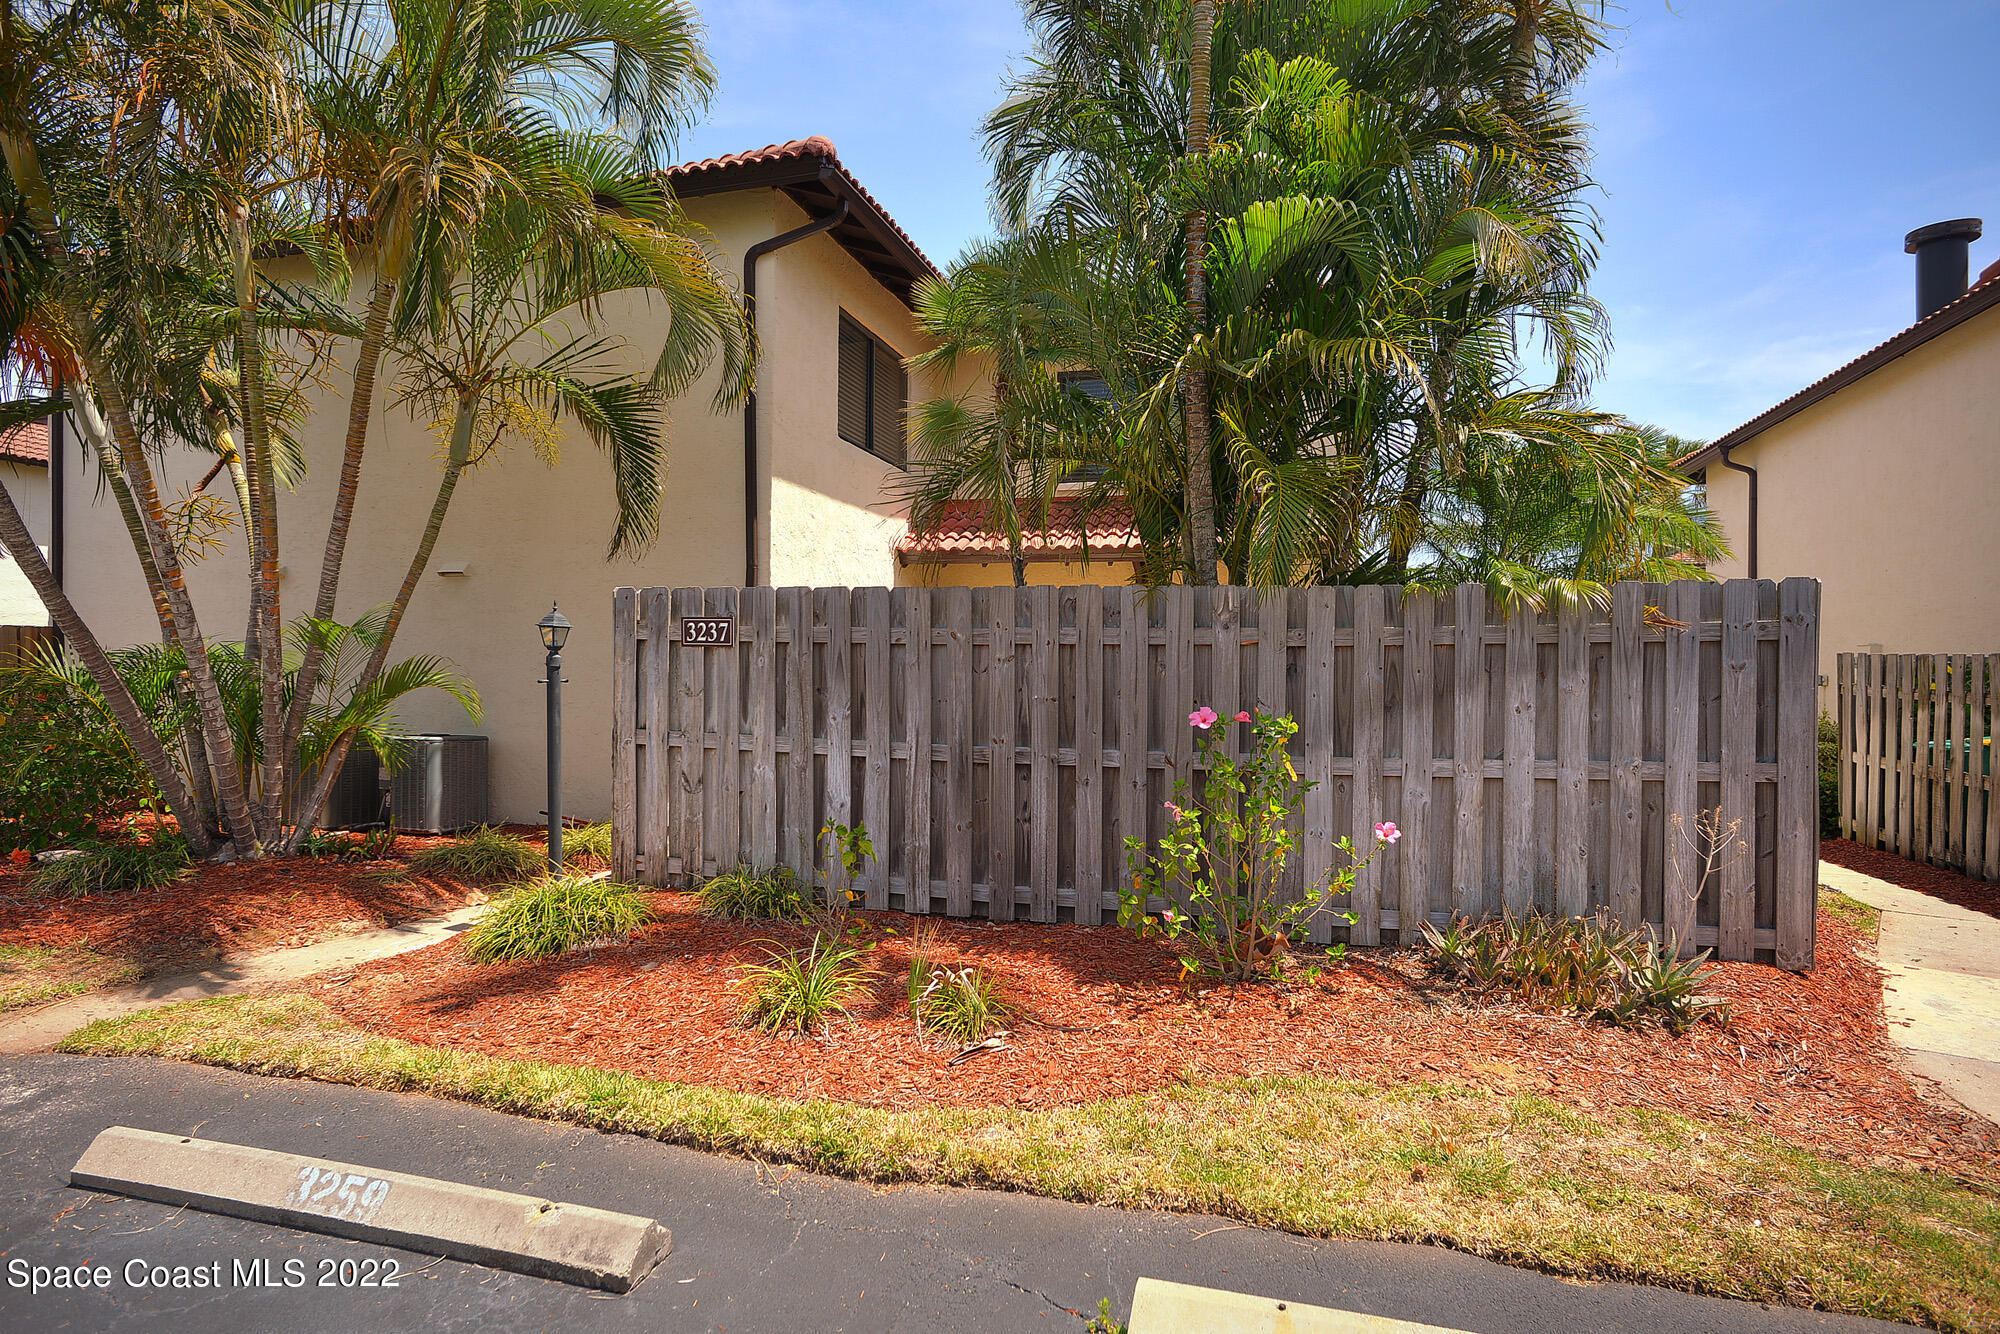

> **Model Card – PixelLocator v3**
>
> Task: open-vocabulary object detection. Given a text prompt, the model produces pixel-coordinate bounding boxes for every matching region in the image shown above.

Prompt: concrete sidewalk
[0,1054,1897,1332]
[1821,861,2000,1123]
[0,903,488,1054]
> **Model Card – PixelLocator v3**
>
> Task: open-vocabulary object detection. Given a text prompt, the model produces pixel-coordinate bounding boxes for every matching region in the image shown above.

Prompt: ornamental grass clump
[911,962,1012,1045]
[460,874,654,963]
[736,934,866,1036]
[1422,911,1729,1032]
[29,835,191,898]
[410,825,542,881]
[695,865,810,921]
[1119,707,1385,982]
[566,822,613,865]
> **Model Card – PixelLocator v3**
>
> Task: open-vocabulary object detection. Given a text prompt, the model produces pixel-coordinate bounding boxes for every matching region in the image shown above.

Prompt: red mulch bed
[1822,837,2000,921]
[302,895,1999,1171]
[0,825,559,963]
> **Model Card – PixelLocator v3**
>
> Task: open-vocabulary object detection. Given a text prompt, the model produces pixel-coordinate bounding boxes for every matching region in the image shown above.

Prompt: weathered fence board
[0,624,55,669]
[615,579,1822,966]
[1840,650,1996,883]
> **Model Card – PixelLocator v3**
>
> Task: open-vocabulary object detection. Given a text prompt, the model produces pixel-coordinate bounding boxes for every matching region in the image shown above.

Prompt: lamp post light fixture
[537,603,571,873]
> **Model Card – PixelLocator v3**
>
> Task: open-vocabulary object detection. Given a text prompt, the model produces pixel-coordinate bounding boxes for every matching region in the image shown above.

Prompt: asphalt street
[0,1053,1898,1332]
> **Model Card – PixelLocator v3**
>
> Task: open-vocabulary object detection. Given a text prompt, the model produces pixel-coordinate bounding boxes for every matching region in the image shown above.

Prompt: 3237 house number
[680,616,735,647]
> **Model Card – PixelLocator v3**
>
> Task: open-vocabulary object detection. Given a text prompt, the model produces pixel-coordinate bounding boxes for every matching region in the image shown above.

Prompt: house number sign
[680,616,735,647]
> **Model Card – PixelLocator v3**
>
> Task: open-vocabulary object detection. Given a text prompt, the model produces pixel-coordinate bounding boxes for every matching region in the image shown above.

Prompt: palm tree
[902,237,1079,587]
[1183,0,1219,585]
[278,0,723,815]
[285,193,747,842]
[0,0,747,857]
[1419,415,1727,605]
[939,0,1637,588]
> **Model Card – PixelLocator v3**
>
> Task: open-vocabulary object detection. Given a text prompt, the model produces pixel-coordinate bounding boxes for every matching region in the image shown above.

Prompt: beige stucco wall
[1702,304,2000,708]
[905,558,1142,588]
[0,459,51,626]
[58,186,938,823]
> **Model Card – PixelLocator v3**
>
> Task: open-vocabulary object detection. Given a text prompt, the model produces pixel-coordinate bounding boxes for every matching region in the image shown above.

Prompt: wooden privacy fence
[0,624,56,667]
[612,578,1821,968]
[1837,652,1998,882]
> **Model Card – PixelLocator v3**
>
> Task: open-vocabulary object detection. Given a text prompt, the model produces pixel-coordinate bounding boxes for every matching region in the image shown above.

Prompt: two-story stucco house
[45,138,985,823]
[1682,219,2000,707]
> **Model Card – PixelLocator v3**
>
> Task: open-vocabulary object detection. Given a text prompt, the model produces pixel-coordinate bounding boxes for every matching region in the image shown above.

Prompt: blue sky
[677,0,2000,443]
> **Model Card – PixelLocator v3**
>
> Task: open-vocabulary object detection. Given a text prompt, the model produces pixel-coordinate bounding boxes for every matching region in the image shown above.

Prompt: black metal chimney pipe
[1904,218,1982,321]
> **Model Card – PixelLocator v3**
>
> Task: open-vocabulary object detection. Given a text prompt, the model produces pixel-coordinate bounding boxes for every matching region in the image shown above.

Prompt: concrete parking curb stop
[1129,1277,1470,1333]
[69,1127,671,1292]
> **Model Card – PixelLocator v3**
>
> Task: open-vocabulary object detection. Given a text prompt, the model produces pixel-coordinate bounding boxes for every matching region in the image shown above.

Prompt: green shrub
[410,825,542,881]
[737,934,866,1035]
[566,822,613,864]
[460,874,654,963]
[1422,911,1728,1032]
[0,665,154,854]
[1818,710,1841,838]
[695,865,809,921]
[912,962,1012,1045]
[29,836,191,898]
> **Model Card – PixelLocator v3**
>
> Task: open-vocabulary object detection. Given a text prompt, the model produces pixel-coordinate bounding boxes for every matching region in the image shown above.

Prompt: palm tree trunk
[1504,0,1541,113]
[0,478,213,856]
[228,208,285,836]
[285,403,472,847]
[282,274,396,787]
[991,372,1028,588]
[1182,0,1219,587]
[95,380,264,853]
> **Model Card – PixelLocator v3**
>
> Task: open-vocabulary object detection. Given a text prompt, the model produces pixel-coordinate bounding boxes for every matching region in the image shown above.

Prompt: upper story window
[1056,370,1112,484]
[837,313,906,468]
[1057,369,1112,403]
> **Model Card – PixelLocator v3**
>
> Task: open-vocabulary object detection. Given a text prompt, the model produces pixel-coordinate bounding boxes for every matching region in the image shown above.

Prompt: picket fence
[612,579,1821,967]
[1837,652,1998,882]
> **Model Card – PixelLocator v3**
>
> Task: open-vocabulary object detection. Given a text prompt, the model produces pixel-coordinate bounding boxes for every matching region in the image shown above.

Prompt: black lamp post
[538,603,571,874]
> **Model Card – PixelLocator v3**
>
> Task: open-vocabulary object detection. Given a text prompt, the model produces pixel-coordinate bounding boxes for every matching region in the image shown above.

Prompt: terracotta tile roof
[897,498,1145,564]
[0,419,49,467]
[1680,267,2000,471]
[660,137,939,297]
[662,136,841,183]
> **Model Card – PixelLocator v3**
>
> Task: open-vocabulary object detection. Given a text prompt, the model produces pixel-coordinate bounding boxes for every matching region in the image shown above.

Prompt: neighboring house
[1681,219,2000,706]
[0,420,53,628]
[896,497,1147,586]
[52,138,983,823]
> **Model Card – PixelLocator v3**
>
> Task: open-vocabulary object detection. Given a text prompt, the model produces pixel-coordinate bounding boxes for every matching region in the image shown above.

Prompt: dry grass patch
[1,942,143,1013]
[60,994,1999,1332]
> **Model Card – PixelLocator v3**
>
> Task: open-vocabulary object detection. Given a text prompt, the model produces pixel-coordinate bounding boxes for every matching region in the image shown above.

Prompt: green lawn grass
[1822,889,1882,938]
[60,994,1999,1331]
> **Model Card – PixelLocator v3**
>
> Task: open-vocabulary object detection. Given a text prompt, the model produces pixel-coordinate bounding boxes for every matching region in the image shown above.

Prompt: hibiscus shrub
[1118,707,1387,982]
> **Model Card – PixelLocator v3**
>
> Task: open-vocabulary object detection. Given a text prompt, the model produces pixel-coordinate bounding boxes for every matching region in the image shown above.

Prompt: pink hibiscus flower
[1233,711,1251,723]
[1374,821,1401,844]
[1188,706,1219,729]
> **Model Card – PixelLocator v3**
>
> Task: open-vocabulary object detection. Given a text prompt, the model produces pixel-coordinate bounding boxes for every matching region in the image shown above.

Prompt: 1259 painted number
[680,616,735,646]
[283,1166,392,1224]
